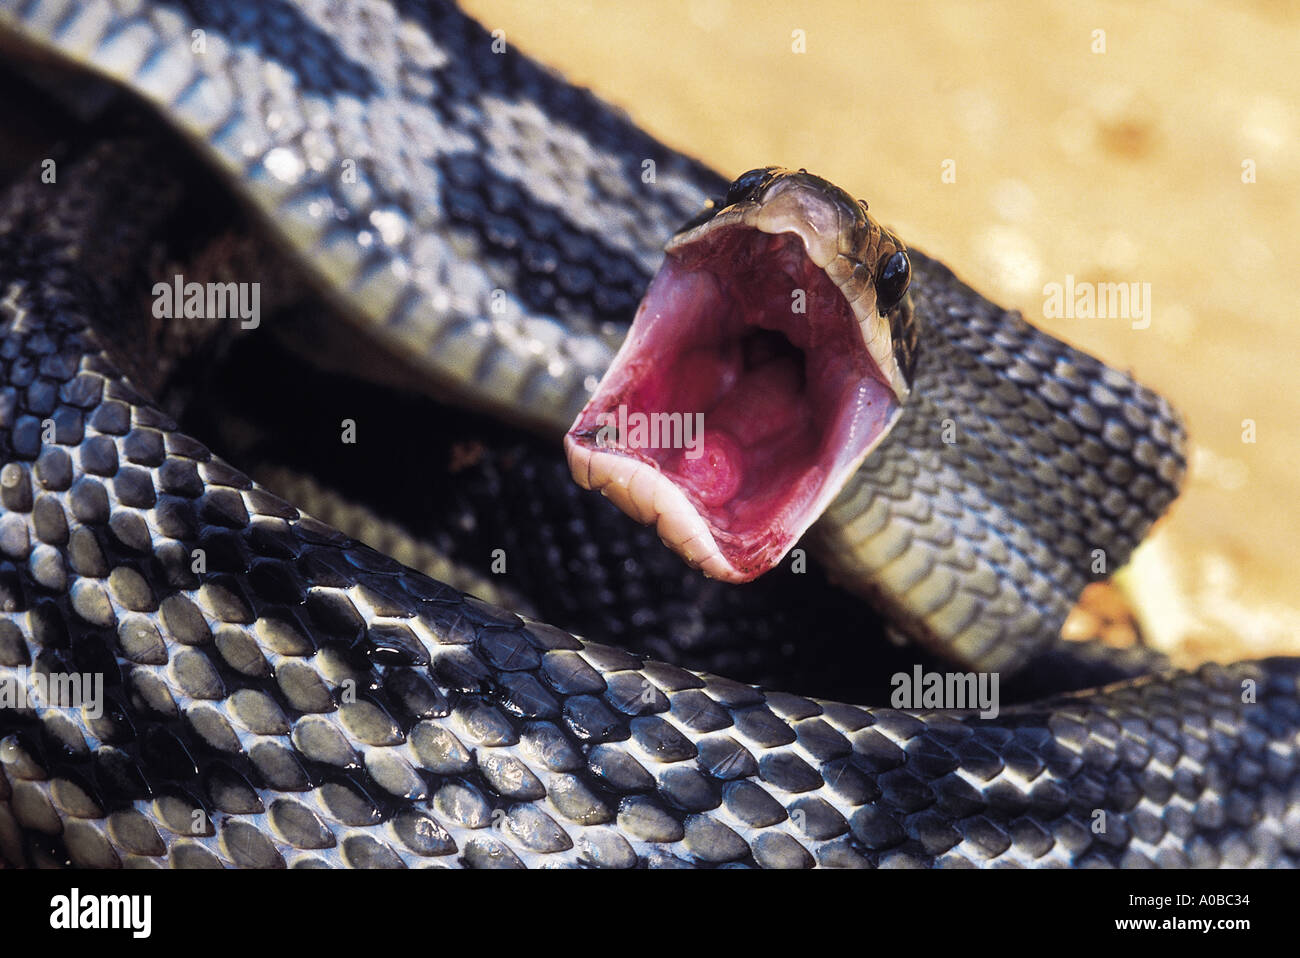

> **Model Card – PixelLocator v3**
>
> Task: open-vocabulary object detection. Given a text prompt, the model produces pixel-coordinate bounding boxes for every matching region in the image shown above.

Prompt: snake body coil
[0,0,1297,869]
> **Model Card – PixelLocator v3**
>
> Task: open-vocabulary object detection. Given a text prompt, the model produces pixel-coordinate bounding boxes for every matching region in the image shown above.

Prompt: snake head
[566,167,916,582]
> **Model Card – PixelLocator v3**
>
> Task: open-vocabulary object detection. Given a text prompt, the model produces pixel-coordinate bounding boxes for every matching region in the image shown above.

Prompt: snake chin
[567,223,903,582]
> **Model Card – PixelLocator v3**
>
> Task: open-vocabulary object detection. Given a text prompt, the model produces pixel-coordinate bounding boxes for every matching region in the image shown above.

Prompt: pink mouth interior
[570,227,900,579]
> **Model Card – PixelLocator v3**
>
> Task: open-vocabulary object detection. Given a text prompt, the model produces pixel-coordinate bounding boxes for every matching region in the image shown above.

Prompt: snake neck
[817,250,1187,671]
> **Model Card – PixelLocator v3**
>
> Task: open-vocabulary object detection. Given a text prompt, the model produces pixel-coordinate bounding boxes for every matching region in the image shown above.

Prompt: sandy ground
[466,0,1300,665]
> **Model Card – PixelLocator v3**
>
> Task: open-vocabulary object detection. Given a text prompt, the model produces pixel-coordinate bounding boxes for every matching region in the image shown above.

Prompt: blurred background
[467,0,1299,665]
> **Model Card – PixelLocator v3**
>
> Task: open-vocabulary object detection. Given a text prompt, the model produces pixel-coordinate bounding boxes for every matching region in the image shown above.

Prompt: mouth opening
[566,223,903,582]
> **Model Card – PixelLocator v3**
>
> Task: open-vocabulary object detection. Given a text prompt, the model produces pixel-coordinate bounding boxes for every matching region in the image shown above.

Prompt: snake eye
[875,249,911,313]
[725,167,775,206]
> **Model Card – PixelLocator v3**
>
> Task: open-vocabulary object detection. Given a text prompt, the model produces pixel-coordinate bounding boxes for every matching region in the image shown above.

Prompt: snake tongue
[565,224,903,582]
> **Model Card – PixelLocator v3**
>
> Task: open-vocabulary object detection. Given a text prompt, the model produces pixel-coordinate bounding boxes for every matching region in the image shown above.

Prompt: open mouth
[566,173,911,583]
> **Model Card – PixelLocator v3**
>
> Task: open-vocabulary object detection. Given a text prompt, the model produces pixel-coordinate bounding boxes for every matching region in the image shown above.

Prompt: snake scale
[0,0,1296,869]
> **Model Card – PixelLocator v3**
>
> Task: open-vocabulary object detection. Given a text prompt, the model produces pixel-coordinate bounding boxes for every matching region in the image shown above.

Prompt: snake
[0,0,1296,869]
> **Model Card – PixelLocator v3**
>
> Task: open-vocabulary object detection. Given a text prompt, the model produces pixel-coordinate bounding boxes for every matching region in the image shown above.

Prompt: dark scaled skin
[191,325,1175,708]
[0,142,1296,869]
[0,0,1296,869]
[2,258,1298,865]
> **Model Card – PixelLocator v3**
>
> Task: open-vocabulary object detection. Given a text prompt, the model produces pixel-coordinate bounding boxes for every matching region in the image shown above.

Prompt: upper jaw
[668,175,911,406]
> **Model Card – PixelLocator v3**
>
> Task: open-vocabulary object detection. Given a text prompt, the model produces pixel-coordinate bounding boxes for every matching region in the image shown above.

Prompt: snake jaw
[566,171,912,582]
[565,438,738,580]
